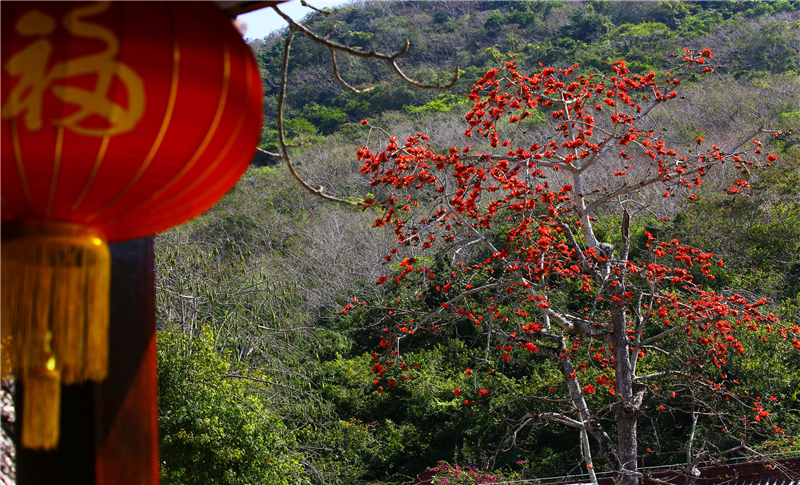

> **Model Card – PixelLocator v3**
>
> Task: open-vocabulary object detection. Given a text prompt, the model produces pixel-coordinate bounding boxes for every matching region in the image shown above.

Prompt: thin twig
[300,0,332,15]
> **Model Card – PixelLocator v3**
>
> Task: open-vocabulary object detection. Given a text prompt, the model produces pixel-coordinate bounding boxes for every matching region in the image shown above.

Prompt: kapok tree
[350,50,798,484]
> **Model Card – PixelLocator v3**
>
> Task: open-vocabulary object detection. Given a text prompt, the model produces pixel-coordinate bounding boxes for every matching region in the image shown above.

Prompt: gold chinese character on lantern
[1,1,144,137]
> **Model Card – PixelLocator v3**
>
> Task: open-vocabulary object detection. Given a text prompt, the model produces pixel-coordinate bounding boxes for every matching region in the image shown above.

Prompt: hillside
[247,0,800,161]
[155,2,800,484]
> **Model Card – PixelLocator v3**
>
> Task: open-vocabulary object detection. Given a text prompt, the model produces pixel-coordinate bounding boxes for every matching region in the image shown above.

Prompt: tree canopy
[352,49,796,485]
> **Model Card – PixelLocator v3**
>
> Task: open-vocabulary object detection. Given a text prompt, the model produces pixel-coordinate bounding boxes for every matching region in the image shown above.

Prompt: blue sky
[239,0,351,40]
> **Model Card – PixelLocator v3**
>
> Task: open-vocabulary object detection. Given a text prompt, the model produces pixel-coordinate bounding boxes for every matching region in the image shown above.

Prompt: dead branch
[269,3,460,208]
[277,29,368,207]
[272,5,459,91]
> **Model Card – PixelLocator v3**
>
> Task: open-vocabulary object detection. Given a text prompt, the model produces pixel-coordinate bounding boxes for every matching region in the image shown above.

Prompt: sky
[239,0,351,41]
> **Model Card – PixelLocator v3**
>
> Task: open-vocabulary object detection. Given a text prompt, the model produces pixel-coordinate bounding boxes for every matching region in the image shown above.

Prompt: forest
[155,1,800,484]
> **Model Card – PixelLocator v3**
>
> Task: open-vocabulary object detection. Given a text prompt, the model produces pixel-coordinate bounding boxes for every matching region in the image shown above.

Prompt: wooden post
[16,237,159,484]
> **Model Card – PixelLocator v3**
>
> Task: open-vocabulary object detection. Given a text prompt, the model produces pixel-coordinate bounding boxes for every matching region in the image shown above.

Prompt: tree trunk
[561,352,622,474]
[613,296,639,485]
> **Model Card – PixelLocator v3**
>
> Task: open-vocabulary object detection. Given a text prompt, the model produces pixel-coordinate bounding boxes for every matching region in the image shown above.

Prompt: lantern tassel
[1,282,17,380]
[1,223,110,449]
[22,365,62,450]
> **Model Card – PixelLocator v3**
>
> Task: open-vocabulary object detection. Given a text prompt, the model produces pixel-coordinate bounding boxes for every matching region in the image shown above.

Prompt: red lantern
[1,1,262,449]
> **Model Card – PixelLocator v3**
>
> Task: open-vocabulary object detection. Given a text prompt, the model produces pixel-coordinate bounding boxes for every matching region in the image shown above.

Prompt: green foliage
[366,82,417,113]
[260,117,318,155]
[484,12,503,33]
[285,117,318,137]
[301,102,348,135]
[561,5,612,42]
[158,328,307,485]
[433,11,450,24]
[614,21,672,39]
[316,345,494,481]
[728,20,800,76]
[338,30,375,47]
[507,11,536,27]
[403,94,469,114]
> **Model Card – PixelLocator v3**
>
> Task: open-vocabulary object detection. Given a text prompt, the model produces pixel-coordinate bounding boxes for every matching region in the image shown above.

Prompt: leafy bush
[158,328,307,485]
[338,30,376,47]
[507,11,536,27]
[301,102,348,135]
[404,94,469,114]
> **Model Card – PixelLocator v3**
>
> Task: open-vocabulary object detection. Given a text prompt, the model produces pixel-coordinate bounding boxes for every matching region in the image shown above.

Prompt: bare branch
[210,373,315,397]
[540,412,583,429]
[329,48,374,94]
[276,29,370,208]
[724,124,781,155]
[272,5,459,90]
[299,0,332,16]
[640,311,717,346]
[256,146,283,159]
[409,282,502,333]
[584,173,665,216]
[635,370,690,382]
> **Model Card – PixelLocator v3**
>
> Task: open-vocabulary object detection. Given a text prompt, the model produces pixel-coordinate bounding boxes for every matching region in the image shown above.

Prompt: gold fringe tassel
[1,223,110,449]
[22,366,61,450]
